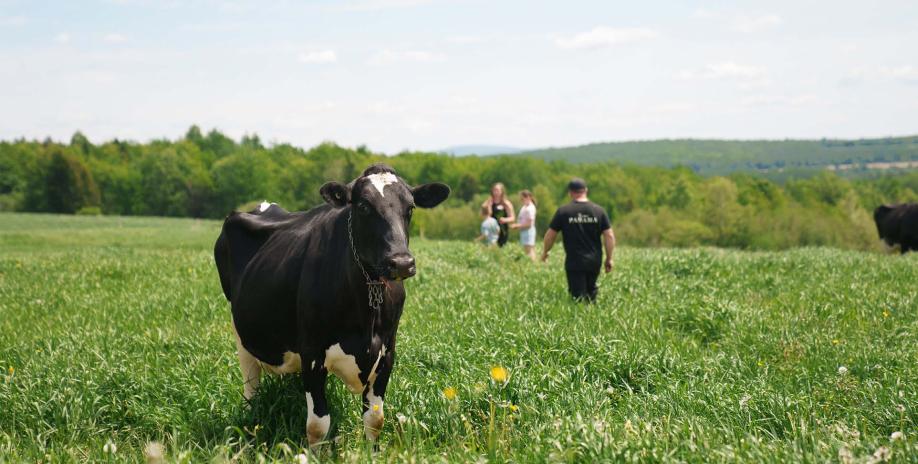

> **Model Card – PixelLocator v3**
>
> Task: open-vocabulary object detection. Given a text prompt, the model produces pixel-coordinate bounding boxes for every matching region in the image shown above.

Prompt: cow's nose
[386,255,416,280]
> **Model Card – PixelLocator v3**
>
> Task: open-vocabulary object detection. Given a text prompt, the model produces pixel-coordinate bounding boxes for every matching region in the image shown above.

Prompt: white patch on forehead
[367,173,399,197]
[324,343,364,394]
[258,201,272,212]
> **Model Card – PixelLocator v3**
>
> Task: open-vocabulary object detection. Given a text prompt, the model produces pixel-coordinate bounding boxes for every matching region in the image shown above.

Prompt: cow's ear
[320,182,350,208]
[412,183,450,208]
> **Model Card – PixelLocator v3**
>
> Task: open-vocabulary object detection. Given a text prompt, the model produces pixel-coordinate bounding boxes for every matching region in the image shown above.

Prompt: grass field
[1,213,916,463]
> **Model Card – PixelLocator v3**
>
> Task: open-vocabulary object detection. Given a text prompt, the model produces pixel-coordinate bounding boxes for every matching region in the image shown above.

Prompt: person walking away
[475,205,500,247]
[482,183,515,247]
[541,178,615,302]
[511,190,537,261]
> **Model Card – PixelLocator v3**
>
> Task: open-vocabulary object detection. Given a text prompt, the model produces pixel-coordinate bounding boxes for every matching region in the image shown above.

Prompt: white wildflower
[838,446,853,464]
[871,445,891,462]
[890,431,904,441]
[592,419,606,433]
[838,366,848,375]
[103,441,117,454]
[294,453,309,464]
[144,442,164,464]
[396,413,408,425]
[739,394,751,408]
[896,404,905,413]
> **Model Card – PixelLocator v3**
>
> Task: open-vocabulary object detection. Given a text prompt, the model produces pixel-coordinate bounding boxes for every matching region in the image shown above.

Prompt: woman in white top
[511,190,537,261]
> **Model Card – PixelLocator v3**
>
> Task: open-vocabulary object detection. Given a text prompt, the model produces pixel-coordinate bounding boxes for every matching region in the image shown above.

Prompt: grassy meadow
[0,212,916,462]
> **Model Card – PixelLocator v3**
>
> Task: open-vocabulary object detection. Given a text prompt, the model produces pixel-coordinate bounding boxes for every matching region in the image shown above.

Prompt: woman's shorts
[519,228,536,246]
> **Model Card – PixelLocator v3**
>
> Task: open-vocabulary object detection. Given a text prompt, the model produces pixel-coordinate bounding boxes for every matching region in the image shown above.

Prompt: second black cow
[874,203,918,253]
[214,164,449,445]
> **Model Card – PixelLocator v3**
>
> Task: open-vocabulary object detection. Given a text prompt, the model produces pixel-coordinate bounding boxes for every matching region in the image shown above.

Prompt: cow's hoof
[363,411,384,441]
[306,416,330,447]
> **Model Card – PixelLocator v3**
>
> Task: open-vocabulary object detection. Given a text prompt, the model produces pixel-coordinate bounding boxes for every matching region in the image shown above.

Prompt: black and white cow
[874,203,918,253]
[214,164,449,445]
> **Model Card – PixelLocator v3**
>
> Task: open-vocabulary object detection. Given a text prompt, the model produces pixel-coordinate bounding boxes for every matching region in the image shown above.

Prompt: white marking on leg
[367,173,398,197]
[234,328,261,400]
[368,344,386,386]
[324,343,364,394]
[305,392,330,446]
[363,385,385,441]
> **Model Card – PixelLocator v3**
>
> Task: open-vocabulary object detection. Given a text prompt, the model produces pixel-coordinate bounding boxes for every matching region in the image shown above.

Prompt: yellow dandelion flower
[883,310,890,318]
[832,339,840,345]
[490,366,508,383]
[443,387,457,400]
[509,404,519,412]
[7,366,12,375]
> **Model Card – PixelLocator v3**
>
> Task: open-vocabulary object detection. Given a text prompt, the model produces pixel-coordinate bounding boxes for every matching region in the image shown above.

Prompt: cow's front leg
[362,348,394,441]
[303,358,330,447]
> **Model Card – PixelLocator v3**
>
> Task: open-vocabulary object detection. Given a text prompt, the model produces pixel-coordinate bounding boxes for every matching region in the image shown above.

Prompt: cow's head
[874,204,894,241]
[320,164,450,280]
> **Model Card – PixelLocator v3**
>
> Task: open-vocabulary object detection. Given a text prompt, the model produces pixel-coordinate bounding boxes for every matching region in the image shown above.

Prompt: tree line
[2,126,917,251]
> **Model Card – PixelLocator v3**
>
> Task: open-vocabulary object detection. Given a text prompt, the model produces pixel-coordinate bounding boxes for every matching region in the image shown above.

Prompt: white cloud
[691,8,715,19]
[731,14,783,33]
[297,50,337,64]
[104,33,127,43]
[678,62,765,80]
[339,0,432,12]
[555,27,658,50]
[54,32,71,44]
[741,94,816,107]
[447,35,483,45]
[843,66,918,85]
[368,49,446,65]
[878,66,918,83]
[1,15,27,26]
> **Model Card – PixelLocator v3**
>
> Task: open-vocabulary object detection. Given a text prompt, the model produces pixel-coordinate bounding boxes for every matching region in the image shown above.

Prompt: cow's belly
[261,351,302,375]
[324,343,386,395]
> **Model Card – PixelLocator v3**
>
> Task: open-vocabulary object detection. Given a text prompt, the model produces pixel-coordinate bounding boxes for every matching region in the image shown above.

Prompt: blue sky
[1,0,917,153]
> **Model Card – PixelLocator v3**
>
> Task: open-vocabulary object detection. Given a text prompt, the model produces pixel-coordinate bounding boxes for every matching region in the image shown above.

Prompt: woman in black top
[481,182,515,247]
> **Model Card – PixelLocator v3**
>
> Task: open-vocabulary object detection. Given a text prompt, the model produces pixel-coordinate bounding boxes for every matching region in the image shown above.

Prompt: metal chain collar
[347,209,385,311]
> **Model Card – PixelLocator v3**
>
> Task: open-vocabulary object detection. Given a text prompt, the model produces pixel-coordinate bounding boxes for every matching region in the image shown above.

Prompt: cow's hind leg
[303,357,330,447]
[234,331,262,401]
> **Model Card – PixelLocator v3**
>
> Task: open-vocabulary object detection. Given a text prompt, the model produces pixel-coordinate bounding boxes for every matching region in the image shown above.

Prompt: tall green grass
[0,213,916,462]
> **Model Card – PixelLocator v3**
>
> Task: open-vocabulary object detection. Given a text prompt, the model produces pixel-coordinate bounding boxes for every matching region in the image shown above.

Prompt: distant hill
[439,145,524,156]
[504,136,918,175]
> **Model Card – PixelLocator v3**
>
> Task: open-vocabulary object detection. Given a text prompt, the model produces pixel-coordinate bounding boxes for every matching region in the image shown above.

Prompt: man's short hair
[568,178,587,192]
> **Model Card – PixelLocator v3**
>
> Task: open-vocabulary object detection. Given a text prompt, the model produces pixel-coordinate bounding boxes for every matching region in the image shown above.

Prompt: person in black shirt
[541,178,616,302]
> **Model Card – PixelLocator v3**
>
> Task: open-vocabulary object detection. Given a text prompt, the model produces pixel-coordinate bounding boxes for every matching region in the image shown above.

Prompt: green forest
[513,135,918,176]
[2,126,917,251]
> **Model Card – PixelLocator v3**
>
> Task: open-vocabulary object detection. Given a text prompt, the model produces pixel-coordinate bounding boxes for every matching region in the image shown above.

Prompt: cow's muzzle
[385,254,416,280]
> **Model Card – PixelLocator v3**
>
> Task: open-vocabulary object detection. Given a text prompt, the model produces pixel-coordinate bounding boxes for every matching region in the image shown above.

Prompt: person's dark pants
[565,268,599,302]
